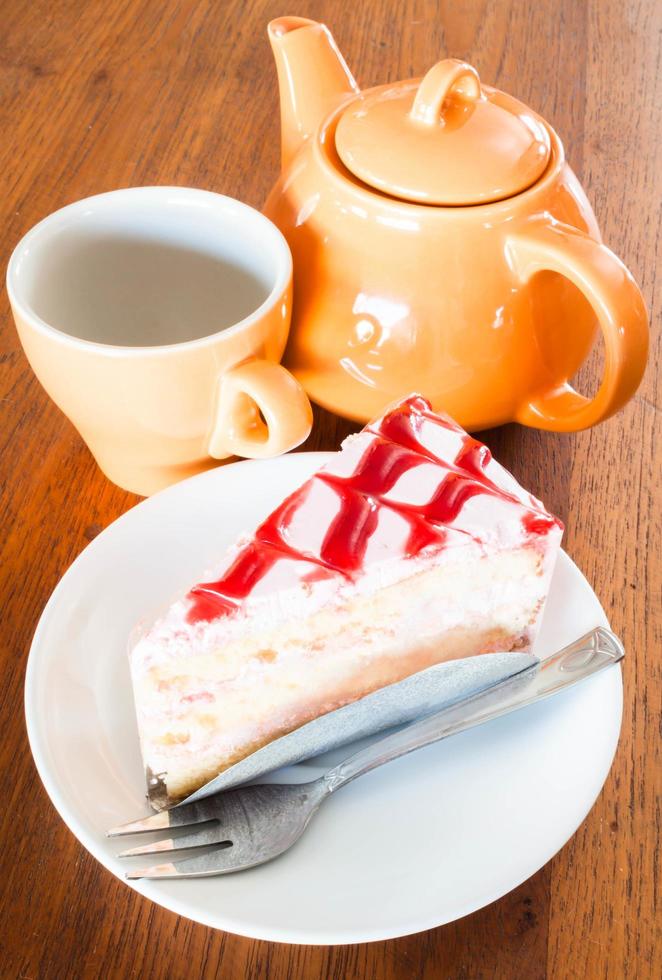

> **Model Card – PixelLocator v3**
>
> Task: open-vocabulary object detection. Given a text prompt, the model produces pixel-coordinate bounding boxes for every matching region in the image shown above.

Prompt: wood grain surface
[0,1,659,977]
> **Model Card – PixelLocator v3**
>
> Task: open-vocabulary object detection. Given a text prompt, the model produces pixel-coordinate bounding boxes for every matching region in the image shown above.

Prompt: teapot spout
[268,17,359,169]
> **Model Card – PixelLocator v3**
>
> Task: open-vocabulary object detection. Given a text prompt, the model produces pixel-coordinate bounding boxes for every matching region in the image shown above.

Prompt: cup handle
[506,217,648,431]
[208,358,313,459]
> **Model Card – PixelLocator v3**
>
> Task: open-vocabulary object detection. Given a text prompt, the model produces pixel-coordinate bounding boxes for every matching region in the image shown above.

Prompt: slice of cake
[130,395,563,800]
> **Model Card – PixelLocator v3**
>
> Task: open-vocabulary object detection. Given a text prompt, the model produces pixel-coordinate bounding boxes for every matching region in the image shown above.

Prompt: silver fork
[109,627,623,879]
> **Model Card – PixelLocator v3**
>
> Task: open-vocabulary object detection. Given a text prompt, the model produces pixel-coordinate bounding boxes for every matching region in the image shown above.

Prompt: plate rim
[23,453,623,944]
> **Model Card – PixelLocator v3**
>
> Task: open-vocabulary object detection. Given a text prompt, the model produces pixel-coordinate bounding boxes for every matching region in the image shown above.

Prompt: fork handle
[322,627,623,795]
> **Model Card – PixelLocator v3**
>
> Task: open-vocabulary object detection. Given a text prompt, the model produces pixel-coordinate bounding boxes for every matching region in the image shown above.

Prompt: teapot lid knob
[410,60,482,126]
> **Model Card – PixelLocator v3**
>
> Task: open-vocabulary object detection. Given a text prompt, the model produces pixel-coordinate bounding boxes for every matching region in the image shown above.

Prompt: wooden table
[1,1,659,976]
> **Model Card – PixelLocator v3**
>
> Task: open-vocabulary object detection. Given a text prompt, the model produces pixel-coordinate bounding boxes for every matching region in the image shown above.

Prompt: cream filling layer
[131,544,558,792]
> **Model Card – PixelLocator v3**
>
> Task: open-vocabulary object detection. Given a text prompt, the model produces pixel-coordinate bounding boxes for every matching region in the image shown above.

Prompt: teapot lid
[335,60,551,205]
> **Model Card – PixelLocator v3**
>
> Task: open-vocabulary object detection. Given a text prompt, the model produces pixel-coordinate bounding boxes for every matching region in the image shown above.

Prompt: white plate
[25,453,622,945]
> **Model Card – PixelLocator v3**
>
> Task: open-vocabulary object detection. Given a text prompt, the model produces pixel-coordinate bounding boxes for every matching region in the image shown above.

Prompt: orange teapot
[263,17,648,431]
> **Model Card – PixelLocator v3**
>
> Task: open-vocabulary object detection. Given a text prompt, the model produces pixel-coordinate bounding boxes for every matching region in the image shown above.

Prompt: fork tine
[117,824,230,857]
[107,811,171,838]
[126,861,181,880]
[125,843,256,880]
[107,797,219,838]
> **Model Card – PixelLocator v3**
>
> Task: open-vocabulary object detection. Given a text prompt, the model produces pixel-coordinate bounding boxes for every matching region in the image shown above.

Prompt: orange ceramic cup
[7,188,312,495]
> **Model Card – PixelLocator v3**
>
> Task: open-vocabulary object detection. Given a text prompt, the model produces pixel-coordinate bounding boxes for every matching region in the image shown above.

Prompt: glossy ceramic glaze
[334,63,551,205]
[8,188,312,496]
[264,17,649,430]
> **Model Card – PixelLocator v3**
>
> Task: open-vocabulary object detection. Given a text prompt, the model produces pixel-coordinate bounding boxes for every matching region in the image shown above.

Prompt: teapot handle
[506,218,648,431]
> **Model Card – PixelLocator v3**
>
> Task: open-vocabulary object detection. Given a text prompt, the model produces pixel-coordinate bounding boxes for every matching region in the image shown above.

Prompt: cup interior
[9,189,289,348]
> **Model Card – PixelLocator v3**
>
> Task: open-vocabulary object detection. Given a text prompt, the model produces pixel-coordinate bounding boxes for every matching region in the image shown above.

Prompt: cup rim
[6,186,293,356]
